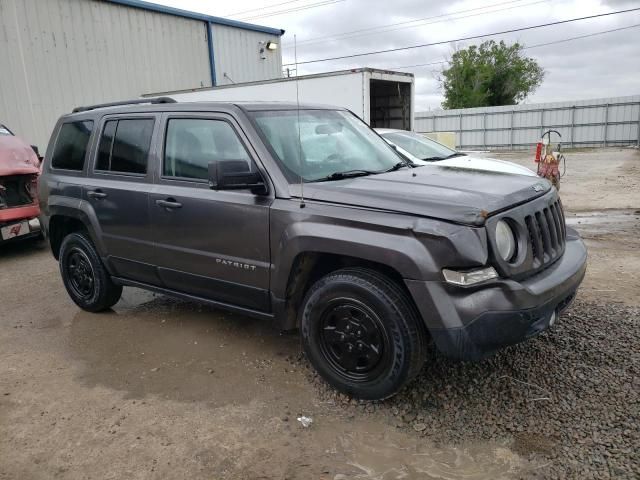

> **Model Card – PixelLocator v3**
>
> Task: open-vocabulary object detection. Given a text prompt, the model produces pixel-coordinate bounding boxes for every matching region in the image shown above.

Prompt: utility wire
[236,0,345,21]
[390,60,448,70]
[225,0,307,18]
[283,0,546,47]
[382,23,640,71]
[283,7,640,66]
[524,22,640,49]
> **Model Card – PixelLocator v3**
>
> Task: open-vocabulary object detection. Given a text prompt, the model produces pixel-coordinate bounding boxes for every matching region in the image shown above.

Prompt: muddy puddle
[565,209,640,236]
[67,288,306,406]
[330,424,525,479]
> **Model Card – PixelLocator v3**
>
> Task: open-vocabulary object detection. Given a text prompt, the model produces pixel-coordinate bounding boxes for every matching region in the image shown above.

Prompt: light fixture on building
[258,41,278,60]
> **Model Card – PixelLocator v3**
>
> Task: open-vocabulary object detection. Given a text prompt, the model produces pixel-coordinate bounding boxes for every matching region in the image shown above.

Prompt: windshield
[250,109,405,182]
[381,131,457,160]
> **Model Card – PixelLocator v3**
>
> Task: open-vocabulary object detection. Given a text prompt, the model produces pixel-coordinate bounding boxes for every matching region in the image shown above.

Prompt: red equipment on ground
[535,130,566,190]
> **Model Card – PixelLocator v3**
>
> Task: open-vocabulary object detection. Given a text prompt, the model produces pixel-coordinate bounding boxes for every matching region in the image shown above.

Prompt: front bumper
[0,204,40,223]
[405,227,587,360]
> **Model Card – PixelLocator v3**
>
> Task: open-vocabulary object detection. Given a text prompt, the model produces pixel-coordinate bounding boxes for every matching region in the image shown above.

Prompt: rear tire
[59,232,122,312]
[300,267,427,400]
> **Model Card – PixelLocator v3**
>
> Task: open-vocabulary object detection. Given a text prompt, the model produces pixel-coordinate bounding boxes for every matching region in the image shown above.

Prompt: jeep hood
[291,165,551,226]
[0,135,40,176]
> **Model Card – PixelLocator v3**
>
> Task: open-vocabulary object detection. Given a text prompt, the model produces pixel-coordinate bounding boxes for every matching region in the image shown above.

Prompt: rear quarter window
[51,121,94,171]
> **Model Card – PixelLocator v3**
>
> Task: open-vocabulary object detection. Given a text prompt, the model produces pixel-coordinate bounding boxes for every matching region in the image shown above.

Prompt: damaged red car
[0,123,42,244]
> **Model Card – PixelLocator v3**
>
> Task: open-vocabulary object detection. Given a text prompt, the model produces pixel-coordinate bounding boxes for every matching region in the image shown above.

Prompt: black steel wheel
[59,232,122,312]
[301,268,427,400]
[66,248,95,298]
[318,300,390,382]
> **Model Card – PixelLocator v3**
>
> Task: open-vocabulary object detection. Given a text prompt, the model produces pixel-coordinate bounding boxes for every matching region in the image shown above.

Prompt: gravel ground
[304,299,640,479]
[2,148,638,479]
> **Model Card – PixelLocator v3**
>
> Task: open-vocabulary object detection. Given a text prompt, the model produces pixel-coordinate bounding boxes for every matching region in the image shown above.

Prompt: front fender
[269,201,440,299]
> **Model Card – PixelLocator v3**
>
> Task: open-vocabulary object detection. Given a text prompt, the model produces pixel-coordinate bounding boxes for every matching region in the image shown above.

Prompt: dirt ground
[0,148,638,479]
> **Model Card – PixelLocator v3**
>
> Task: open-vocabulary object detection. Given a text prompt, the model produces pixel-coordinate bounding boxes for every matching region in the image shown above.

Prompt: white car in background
[376,128,536,177]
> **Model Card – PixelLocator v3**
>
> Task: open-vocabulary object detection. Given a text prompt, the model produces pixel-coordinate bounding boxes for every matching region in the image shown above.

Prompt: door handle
[87,190,107,199]
[155,199,182,209]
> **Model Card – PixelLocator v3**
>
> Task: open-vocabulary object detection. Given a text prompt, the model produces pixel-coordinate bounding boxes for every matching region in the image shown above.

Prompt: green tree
[441,40,544,109]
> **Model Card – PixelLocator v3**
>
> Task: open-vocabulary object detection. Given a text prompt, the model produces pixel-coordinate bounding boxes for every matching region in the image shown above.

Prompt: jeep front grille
[487,191,567,280]
[524,200,566,268]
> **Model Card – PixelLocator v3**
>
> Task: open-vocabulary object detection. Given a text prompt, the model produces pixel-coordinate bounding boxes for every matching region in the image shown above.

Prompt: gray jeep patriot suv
[39,98,587,400]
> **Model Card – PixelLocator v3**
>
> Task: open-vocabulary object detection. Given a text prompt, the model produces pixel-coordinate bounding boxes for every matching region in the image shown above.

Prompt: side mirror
[208,160,267,194]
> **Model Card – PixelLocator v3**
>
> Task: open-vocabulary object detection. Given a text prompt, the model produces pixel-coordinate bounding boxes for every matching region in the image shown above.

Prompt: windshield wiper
[313,169,377,182]
[385,161,410,172]
[422,152,467,161]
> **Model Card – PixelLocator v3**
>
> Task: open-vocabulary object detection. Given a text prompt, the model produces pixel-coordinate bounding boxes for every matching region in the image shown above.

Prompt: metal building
[0,0,284,149]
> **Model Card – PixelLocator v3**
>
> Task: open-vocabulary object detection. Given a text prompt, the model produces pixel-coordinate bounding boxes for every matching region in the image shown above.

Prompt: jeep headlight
[495,220,516,262]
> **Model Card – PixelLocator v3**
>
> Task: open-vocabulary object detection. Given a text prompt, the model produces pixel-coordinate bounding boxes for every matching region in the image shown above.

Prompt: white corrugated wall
[415,95,640,149]
[211,23,282,86]
[0,0,212,149]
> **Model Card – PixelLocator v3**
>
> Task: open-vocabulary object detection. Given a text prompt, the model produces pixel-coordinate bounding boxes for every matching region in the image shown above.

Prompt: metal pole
[570,106,576,148]
[604,103,609,147]
[637,103,640,147]
[540,109,545,137]
[459,113,463,149]
[483,112,487,149]
[510,110,514,149]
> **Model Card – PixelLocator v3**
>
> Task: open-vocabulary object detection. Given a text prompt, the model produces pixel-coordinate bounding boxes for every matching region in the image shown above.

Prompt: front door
[85,114,159,284]
[150,113,272,312]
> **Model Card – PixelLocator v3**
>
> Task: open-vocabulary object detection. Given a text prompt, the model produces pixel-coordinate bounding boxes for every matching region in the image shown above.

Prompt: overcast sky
[151,0,639,111]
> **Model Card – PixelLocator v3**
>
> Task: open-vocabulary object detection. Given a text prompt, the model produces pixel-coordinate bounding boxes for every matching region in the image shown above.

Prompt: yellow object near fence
[422,132,456,149]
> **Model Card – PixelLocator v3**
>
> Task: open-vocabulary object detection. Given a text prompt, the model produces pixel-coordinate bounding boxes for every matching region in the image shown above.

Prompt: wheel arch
[47,203,105,260]
[274,249,424,331]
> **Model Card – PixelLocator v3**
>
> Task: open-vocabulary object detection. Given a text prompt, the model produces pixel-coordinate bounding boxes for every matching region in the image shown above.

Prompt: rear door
[149,112,272,312]
[85,114,160,284]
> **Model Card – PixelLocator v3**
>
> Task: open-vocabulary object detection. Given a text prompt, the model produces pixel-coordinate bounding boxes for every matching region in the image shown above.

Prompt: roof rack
[72,97,176,113]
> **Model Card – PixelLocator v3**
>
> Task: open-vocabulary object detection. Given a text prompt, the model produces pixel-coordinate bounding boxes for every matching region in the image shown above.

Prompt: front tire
[59,233,122,312]
[300,268,427,400]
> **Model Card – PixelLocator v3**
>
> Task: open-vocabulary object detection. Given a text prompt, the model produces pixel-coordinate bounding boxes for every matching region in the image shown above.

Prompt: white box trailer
[144,68,415,130]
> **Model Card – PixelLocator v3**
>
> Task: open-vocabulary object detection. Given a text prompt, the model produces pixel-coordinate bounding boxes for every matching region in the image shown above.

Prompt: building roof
[103,0,285,36]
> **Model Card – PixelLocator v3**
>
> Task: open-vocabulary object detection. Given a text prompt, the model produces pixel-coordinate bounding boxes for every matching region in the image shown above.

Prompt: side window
[96,118,154,174]
[164,119,252,180]
[51,121,94,170]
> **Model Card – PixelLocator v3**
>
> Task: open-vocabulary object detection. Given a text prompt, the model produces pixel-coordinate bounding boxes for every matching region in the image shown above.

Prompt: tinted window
[164,119,252,180]
[51,121,94,170]
[96,118,154,174]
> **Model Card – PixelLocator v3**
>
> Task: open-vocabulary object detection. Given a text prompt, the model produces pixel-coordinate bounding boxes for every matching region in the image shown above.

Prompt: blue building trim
[206,22,217,86]
[103,0,285,36]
